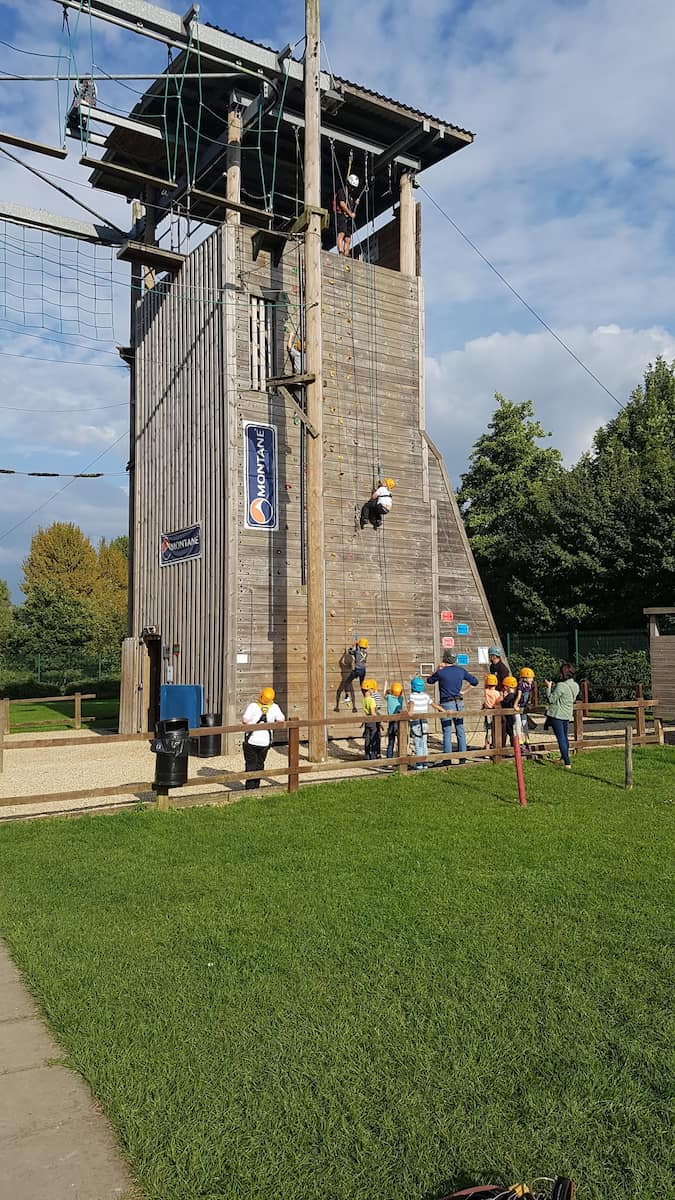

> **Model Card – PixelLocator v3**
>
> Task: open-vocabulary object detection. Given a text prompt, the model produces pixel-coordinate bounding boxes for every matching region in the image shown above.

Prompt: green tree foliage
[92,539,128,655]
[0,579,13,652]
[22,522,98,602]
[457,394,564,630]
[11,585,95,671]
[110,534,129,559]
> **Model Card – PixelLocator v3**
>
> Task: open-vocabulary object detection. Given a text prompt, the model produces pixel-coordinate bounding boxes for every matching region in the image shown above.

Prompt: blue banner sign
[160,523,201,567]
[244,422,278,531]
[456,622,470,636]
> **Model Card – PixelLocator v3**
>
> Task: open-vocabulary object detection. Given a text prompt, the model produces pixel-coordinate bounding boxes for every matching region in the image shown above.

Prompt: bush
[69,677,120,701]
[508,646,561,686]
[0,679,64,700]
[578,650,652,703]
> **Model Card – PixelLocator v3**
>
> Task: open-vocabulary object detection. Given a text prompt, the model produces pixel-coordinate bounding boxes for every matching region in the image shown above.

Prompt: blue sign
[457,653,470,665]
[456,622,470,636]
[244,422,278,530]
[160,523,201,567]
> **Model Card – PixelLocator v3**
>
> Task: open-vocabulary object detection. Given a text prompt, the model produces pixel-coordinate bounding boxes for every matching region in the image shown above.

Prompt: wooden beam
[0,131,67,160]
[78,102,163,140]
[189,189,273,226]
[0,201,125,245]
[399,171,416,276]
[275,385,319,438]
[80,154,174,190]
[116,239,186,270]
[226,100,242,226]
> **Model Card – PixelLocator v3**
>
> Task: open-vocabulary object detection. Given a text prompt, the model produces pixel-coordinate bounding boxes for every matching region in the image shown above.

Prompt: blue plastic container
[159,684,204,733]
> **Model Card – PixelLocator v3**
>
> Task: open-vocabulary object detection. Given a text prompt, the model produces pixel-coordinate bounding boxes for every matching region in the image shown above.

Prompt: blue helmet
[488,645,504,658]
[410,676,426,693]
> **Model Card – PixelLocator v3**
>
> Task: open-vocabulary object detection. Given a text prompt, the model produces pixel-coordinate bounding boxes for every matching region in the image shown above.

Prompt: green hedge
[0,677,120,701]
[508,647,651,703]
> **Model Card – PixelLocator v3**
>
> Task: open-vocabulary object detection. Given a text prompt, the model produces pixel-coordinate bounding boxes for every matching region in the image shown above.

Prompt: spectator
[545,663,580,769]
[426,650,478,761]
[488,646,510,689]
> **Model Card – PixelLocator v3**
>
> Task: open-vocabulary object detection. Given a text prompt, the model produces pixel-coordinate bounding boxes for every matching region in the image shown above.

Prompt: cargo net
[0,220,115,340]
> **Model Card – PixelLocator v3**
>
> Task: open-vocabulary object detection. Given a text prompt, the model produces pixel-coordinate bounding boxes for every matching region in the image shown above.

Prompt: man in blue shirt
[427,651,478,760]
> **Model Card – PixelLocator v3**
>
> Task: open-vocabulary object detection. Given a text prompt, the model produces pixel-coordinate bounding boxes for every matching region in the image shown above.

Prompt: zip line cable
[0,347,124,370]
[0,467,125,477]
[0,145,124,235]
[418,183,626,411]
[0,430,127,545]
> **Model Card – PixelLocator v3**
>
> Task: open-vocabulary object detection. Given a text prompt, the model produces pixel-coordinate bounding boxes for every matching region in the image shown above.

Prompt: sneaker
[563,764,572,770]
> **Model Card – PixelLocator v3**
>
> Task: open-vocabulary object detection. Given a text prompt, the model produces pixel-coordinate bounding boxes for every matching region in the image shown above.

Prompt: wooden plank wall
[650,631,675,718]
[132,232,226,713]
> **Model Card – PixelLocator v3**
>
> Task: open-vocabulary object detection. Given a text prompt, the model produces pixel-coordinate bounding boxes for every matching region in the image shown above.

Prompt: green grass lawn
[0,748,672,1200]
[9,697,119,732]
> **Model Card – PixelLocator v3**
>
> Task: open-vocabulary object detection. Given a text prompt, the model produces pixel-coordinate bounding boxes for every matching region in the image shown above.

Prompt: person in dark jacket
[426,651,478,759]
[488,645,510,688]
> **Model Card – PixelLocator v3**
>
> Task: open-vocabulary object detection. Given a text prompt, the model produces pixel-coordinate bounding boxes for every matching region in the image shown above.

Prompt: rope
[269,64,290,211]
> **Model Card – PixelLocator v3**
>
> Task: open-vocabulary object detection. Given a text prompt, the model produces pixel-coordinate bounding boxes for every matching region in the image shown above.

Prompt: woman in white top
[242,686,285,789]
[407,676,444,770]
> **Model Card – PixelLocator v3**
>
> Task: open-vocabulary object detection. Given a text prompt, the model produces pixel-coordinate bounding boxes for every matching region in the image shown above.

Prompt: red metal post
[513,734,527,807]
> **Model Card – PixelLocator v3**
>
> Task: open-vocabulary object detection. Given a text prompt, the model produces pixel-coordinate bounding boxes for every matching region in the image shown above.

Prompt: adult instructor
[427,651,478,760]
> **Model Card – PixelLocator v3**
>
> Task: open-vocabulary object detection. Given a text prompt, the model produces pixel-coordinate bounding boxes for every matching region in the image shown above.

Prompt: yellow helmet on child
[357,637,369,648]
[384,478,395,489]
[391,682,403,696]
[519,667,535,679]
[260,687,275,704]
[503,676,518,688]
[485,674,498,686]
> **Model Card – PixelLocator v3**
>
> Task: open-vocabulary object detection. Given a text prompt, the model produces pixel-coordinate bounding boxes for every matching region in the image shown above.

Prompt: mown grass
[9,697,119,732]
[0,748,672,1200]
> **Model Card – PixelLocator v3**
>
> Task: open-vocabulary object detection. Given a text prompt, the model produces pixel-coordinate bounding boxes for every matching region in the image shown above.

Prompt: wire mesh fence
[505,628,649,661]
[0,651,121,688]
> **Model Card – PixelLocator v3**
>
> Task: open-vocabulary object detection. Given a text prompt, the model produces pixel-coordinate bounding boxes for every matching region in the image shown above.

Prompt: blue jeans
[386,723,398,758]
[549,717,570,766]
[441,699,466,754]
[412,731,428,768]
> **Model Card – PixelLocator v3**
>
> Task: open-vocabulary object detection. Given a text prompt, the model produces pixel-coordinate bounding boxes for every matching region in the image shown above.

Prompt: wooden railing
[0,693,96,735]
[0,694,665,814]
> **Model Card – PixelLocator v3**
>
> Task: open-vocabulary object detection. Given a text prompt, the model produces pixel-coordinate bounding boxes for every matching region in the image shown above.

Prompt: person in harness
[341,637,369,703]
[335,173,359,256]
[360,478,395,530]
[241,686,285,790]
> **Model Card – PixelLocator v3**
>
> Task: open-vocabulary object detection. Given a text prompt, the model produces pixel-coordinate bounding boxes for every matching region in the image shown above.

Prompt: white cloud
[427,323,675,482]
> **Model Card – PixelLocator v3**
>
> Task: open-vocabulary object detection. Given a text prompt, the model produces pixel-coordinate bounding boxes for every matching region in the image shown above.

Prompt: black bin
[152,716,190,788]
[199,712,222,758]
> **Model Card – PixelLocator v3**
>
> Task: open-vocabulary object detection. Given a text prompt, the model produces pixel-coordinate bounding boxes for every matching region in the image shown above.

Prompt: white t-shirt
[374,485,392,512]
[408,692,431,716]
[242,701,285,747]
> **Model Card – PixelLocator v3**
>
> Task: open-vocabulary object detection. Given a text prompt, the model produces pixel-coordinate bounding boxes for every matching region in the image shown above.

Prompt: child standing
[407,677,444,769]
[500,675,519,746]
[515,667,535,751]
[482,673,502,749]
[385,682,404,758]
[361,679,382,759]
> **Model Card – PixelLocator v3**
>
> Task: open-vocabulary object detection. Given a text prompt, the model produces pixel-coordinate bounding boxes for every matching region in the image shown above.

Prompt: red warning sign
[442,637,455,649]
[440,610,454,622]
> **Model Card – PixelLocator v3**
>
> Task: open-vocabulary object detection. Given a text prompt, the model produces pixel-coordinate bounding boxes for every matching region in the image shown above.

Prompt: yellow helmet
[485,674,498,686]
[391,682,403,696]
[503,676,518,688]
[519,667,535,679]
[259,687,275,704]
[384,478,395,489]
[358,637,368,648]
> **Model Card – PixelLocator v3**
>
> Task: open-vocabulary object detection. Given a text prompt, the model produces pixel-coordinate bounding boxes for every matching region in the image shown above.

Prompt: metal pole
[304,0,326,761]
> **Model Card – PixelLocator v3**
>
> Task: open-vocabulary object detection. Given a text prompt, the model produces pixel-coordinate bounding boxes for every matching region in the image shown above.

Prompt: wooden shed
[75,7,503,738]
[644,608,675,720]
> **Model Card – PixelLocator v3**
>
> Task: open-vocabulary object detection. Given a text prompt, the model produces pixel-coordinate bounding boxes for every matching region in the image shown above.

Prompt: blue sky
[1,0,674,599]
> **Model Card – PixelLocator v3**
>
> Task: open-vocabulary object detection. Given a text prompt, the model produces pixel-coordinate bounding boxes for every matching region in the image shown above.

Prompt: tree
[11,585,95,685]
[110,534,129,560]
[0,579,13,653]
[22,522,98,602]
[92,539,128,658]
[457,394,564,631]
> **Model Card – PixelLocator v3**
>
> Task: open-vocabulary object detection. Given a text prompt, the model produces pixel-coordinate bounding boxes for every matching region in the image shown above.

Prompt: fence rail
[0,695,665,815]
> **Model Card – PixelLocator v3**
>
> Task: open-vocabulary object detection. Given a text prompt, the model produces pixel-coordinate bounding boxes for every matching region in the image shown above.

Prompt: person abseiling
[335,173,359,256]
[426,650,478,761]
[342,637,369,700]
[360,478,395,530]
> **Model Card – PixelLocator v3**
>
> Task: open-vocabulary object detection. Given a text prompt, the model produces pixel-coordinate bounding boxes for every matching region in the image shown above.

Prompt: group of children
[482,667,536,750]
[357,677,445,765]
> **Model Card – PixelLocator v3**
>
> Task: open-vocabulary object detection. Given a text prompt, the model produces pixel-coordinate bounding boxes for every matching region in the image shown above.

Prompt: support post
[74,692,82,731]
[304,0,326,761]
[156,785,170,812]
[399,171,416,276]
[226,98,242,224]
[581,678,589,713]
[398,715,409,774]
[654,717,664,746]
[573,702,584,752]
[635,683,646,741]
[287,718,300,792]
[624,724,633,790]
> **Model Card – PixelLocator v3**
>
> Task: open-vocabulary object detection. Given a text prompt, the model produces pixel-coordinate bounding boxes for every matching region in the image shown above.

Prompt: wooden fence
[0,692,665,816]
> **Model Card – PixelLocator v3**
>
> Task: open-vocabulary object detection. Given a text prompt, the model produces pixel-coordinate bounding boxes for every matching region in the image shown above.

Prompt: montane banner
[159,523,202,566]
[244,422,278,530]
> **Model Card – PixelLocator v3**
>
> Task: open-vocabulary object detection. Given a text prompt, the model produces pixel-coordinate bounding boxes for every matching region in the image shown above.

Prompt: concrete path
[0,941,138,1200]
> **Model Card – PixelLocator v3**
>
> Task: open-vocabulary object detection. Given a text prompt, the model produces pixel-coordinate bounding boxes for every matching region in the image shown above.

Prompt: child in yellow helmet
[359,478,395,531]
[241,686,285,789]
[361,680,382,759]
[384,681,405,759]
[482,673,502,750]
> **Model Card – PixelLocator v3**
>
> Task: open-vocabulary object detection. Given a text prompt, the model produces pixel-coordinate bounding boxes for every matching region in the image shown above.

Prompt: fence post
[287,718,300,792]
[581,679,589,712]
[74,692,82,731]
[654,717,665,746]
[398,715,409,774]
[573,703,584,753]
[493,710,504,764]
[624,724,633,790]
[635,684,646,741]
[0,699,4,775]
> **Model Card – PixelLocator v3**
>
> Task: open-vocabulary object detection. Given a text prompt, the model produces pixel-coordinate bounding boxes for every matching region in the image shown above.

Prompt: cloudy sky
[1,0,674,599]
